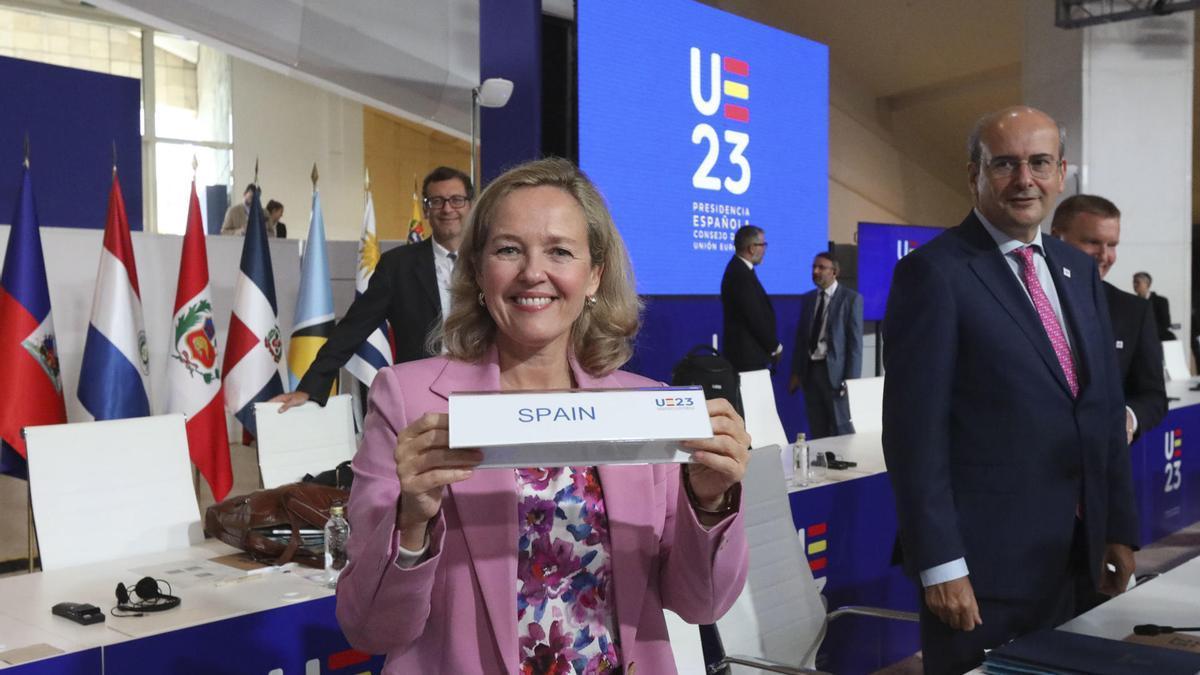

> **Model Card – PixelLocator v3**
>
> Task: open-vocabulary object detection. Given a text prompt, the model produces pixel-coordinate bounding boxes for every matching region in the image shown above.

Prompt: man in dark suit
[788,252,863,438]
[720,225,781,372]
[274,166,473,409]
[1052,195,1166,444]
[882,106,1138,675]
[1133,271,1176,341]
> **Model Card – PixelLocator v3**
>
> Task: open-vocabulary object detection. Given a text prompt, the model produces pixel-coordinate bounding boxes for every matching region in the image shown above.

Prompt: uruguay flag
[0,164,67,478]
[344,188,392,387]
[78,171,150,420]
[222,187,284,438]
[286,187,335,392]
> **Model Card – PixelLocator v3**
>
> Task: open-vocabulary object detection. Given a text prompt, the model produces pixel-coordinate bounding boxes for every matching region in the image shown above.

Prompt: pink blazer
[335,349,749,674]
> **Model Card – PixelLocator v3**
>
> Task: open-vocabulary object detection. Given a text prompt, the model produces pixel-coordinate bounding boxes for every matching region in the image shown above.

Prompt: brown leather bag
[204,482,349,568]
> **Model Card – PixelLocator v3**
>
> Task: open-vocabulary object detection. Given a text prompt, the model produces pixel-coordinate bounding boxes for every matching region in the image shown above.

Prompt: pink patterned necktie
[1013,246,1078,398]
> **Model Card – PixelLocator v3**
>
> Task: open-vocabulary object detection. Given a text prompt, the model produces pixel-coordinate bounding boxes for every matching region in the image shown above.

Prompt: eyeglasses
[423,195,470,210]
[982,155,1060,179]
[751,241,769,248]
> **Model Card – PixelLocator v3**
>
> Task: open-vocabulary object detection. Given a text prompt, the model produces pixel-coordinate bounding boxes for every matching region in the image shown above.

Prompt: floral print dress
[516,467,621,674]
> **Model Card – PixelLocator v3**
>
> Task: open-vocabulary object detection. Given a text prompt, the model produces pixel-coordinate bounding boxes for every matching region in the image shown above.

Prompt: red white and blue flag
[78,171,150,420]
[0,165,67,478]
[222,187,284,439]
[166,181,232,501]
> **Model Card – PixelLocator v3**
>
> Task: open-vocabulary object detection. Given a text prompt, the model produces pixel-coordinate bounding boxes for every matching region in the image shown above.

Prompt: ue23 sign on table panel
[578,0,829,296]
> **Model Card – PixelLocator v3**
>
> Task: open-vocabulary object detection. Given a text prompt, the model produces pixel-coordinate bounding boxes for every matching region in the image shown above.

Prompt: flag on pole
[286,186,335,392]
[407,178,426,243]
[344,187,393,387]
[0,164,67,478]
[222,187,284,439]
[166,181,232,500]
[78,170,150,420]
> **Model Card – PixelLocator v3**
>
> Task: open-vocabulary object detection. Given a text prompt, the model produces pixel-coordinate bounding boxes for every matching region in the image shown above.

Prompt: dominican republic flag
[286,187,335,392]
[78,171,150,420]
[222,187,284,439]
[407,179,426,243]
[0,165,67,478]
[344,188,392,387]
[165,181,232,501]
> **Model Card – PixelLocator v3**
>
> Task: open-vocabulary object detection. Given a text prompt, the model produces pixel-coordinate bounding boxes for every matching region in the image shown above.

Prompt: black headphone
[113,577,181,616]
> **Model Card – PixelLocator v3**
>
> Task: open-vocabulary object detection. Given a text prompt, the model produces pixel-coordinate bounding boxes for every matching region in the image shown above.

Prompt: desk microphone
[1133,624,1200,636]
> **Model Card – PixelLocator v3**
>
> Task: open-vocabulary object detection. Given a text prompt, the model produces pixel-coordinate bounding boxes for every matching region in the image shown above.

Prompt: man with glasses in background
[882,106,1137,674]
[720,225,782,372]
[274,166,473,410]
[788,252,862,438]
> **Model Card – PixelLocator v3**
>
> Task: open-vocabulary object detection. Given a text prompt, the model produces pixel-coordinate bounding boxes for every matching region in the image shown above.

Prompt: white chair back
[26,414,202,571]
[714,444,827,671]
[738,369,788,450]
[1164,339,1191,381]
[255,394,357,488]
[846,375,885,433]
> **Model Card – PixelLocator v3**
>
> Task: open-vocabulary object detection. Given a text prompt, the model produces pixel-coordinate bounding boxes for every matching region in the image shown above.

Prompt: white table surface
[786,431,887,493]
[0,540,331,663]
[1059,552,1200,641]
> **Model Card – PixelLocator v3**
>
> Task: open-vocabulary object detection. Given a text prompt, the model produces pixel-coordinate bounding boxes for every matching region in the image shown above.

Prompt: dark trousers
[803,359,850,439]
[919,523,1091,675]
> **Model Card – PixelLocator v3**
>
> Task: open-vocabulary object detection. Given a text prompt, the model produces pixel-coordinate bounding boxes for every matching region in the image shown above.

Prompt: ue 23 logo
[690,47,751,195]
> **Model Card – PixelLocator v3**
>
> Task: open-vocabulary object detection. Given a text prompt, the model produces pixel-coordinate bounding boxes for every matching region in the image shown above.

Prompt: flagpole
[26,483,35,573]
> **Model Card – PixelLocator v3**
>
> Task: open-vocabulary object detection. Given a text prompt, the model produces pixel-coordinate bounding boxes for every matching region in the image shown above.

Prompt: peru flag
[166,181,232,500]
[0,165,67,478]
[222,186,284,439]
[78,171,150,420]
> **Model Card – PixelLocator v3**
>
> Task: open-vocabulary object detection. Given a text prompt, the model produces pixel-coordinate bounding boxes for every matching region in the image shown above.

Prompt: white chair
[26,414,203,571]
[738,369,789,449]
[668,443,918,674]
[254,394,357,488]
[1163,339,1191,381]
[845,376,884,434]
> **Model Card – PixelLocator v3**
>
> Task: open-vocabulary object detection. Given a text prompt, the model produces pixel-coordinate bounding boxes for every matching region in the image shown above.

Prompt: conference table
[786,377,1200,674]
[0,540,383,673]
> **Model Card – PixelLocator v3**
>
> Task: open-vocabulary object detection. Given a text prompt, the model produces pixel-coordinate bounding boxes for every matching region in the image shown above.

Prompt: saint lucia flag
[0,164,67,478]
[78,171,150,420]
[286,188,335,392]
[344,188,392,387]
[166,181,232,501]
[222,187,284,438]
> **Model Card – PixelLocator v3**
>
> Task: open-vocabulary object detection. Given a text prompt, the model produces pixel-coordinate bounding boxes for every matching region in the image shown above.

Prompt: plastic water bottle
[792,432,810,487]
[324,503,350,587]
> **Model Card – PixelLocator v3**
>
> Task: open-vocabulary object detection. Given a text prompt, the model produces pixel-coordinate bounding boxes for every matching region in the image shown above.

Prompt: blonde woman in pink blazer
[335,158,750,674]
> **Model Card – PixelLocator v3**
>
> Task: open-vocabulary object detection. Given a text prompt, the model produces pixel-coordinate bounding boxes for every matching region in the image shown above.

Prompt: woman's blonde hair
[431,157,642,376]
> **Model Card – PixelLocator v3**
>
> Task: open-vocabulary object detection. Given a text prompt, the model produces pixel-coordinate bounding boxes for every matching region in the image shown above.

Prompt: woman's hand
[680,398,750,511]
[394,413,483,549]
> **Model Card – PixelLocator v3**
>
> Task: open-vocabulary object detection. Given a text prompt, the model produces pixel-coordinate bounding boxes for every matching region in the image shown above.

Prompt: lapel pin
[1116,340,1124,349]
[1062,267,1072,278]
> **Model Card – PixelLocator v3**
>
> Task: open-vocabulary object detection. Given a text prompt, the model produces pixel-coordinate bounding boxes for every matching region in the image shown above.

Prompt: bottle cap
[330,504,345,517]
[795,432,806,442]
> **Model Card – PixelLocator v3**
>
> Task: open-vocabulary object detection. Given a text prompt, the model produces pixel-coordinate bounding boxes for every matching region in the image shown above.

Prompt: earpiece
[113,577,180,616]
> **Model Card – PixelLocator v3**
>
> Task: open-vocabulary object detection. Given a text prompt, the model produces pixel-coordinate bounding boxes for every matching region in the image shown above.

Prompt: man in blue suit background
[789,252,863,438]
[882,106,1138,674]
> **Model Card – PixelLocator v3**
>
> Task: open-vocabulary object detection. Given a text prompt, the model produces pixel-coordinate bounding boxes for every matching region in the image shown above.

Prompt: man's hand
[788,374,801,395]
[924,576,983,631]
[270,391,311,413]
[1098,543,1135,596]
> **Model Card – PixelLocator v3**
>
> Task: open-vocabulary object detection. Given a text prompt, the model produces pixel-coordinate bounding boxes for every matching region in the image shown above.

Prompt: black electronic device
[113,577,181,616]
[823,451,857,471]
[51,602,105,625]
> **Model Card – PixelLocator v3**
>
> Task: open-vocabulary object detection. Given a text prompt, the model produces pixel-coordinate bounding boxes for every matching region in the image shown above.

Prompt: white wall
[231,58,366,243]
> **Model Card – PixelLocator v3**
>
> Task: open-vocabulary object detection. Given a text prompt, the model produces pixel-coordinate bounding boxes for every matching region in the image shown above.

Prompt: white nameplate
[448,386,712,468]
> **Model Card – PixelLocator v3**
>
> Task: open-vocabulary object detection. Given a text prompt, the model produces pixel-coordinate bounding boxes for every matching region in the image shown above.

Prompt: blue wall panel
[0,55,142,230]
